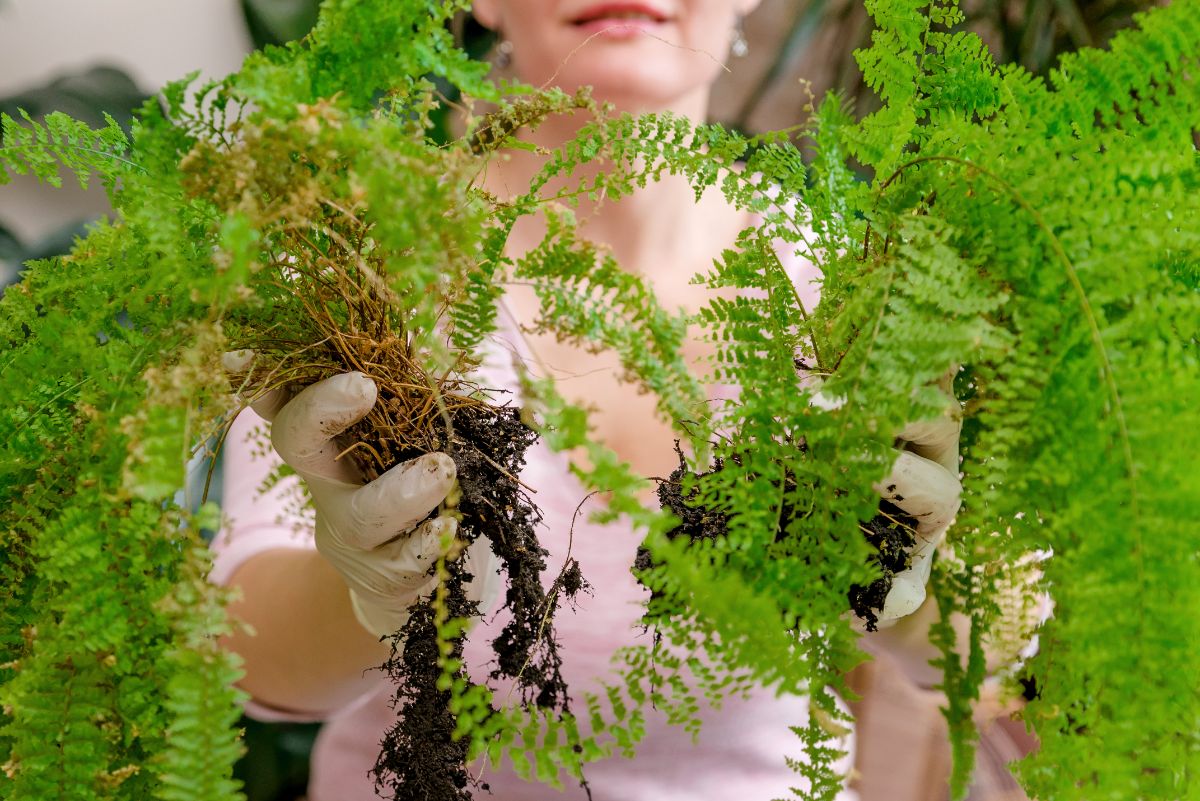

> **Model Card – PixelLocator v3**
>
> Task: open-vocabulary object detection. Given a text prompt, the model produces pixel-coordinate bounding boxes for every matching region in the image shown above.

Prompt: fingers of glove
[877,545,937,625]
[349,519,467,641]
[270,372,378,481]
[222,349,291,421]
[897,414,961,474]
[322,517,450,637]
[349,589,409,639]
[250,388,291,422]
[809,390,846,412]
[908,542,936,585]
[221,348,255,375]
[877,569,928,624]
[875,450,961,537]
[338,453,456,550]
[360,516,454,595]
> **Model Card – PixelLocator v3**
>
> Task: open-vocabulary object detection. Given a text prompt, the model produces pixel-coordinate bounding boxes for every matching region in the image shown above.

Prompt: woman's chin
[539,58,717,113]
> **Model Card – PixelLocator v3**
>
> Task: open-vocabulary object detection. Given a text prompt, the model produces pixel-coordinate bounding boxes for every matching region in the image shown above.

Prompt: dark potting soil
[644,448,918,633]
[367,404,587,801]
[846,499,917,631]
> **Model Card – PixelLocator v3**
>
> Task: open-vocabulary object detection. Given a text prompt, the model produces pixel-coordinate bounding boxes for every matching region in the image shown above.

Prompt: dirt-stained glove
[871,407,962,626]
[223,353,500,638]
[810,379,962,627]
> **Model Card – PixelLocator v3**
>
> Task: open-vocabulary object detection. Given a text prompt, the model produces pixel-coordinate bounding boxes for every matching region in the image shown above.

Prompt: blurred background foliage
[239,0,321,47]
[0,66,145,285]
[0,0,1164,797]
[717,0,1165,133]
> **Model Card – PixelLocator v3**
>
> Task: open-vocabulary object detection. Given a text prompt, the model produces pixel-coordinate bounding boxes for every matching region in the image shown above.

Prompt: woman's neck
[477,84,745,280]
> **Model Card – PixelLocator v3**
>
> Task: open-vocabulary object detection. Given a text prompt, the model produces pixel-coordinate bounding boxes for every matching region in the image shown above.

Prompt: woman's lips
[570,3,669,38]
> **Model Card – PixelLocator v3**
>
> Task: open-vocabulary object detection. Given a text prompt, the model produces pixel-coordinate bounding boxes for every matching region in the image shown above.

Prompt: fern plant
[1,0,1197,799]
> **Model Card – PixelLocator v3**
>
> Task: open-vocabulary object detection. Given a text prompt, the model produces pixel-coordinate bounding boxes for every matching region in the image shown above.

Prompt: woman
[213,3,963,799]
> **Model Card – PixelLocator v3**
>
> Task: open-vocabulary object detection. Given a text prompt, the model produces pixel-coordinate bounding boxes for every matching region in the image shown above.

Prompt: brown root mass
[644,448,918,633]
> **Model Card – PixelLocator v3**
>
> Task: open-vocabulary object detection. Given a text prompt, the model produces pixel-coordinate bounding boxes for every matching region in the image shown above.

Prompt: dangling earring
[495,38,514,69]
[731,15,749,58]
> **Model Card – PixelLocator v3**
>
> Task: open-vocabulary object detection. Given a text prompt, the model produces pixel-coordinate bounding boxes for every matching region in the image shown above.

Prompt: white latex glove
[810,381,962,627]
[224,353,500,638]
[871,408,962,625]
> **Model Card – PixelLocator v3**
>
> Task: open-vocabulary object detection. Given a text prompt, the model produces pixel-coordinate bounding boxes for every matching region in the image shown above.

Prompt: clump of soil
[360,402,588,801]
[846,499,917,631]
[375,566,478,801]
[643,447,917,632]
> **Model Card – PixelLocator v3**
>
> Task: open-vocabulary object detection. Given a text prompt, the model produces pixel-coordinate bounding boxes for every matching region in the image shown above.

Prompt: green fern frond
[0,110,136,190]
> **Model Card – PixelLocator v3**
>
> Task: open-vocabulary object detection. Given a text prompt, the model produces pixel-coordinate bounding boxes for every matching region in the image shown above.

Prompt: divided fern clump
[1,1,1198,801]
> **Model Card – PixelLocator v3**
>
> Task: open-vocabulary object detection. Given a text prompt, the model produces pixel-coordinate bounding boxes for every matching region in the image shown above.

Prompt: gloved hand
[871,404,962,626]
[223,352,500,638]
[810,378,962,628]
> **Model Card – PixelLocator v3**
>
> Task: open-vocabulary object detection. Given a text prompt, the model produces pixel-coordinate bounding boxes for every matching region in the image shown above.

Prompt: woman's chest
[525,332,702,478]
[502,274,724,480]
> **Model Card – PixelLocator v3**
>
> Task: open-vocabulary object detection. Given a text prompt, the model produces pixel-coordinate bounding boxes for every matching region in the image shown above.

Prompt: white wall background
[0,0,254,243]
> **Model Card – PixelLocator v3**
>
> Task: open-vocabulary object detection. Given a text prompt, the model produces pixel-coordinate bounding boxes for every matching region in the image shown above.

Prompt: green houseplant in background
[0,66,146,287]
[0,1,1197,800]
